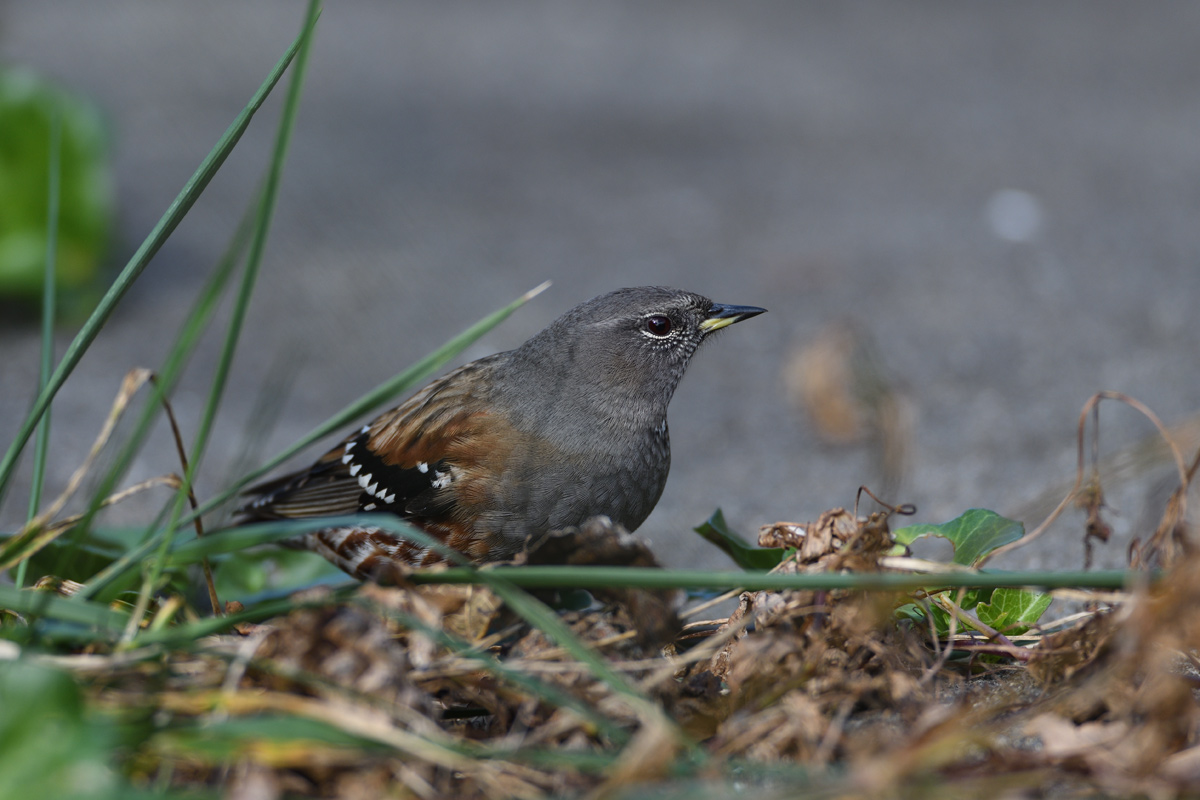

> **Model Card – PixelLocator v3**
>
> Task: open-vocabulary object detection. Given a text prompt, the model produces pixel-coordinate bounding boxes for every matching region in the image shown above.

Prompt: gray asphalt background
[2,3,1198,572]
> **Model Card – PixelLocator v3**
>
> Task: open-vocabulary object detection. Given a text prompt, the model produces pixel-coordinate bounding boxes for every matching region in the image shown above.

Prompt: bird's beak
[699,302,767,334]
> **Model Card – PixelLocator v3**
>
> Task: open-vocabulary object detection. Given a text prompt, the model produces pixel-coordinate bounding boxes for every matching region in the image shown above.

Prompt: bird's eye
[644,315,673,337]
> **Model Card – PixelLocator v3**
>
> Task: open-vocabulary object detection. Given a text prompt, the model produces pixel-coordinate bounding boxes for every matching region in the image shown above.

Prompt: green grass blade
[64,199,258,598]
[0,19,309,510]
[0,584,128,631]
[50,187,258,576]
[18,108,61,589]
[178,0,320,505]
[412,565,1145,593]
[463,561,695,759]
[482,578,663,705]
[136,0,321,628]
[164,516,454,566]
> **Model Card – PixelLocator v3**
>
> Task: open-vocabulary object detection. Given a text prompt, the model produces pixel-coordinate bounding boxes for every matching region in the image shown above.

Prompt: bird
[238,286,765,580]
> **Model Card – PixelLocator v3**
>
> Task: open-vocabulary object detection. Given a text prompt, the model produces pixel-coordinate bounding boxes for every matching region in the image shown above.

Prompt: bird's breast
[481,419,670,539]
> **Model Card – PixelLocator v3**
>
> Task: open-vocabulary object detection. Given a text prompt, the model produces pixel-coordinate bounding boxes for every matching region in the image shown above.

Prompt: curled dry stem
[984,391,1190,566]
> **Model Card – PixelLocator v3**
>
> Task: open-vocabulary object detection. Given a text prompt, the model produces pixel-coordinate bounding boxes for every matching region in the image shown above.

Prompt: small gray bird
[239,287,765,578]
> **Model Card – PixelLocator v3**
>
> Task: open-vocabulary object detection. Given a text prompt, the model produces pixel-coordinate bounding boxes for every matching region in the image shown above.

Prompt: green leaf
[895,600,957,637]
[975,587,1052,634]
[213,548,345,602]
[141,0,322,620]
[893,508,1024,567]
[0,661,191,799]
[15,528,136,592]
[0,661,127,799]
[693,508,786,570]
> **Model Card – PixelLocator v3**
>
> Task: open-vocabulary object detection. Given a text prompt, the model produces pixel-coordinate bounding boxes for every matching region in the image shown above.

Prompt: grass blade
[18,108,61,588]
[0,17,309,509]
[164,516,448,566]
[132,0,322,633]
[412,565,1144,592]
[65,197,257,599]
[0,584,128,631]
[358,595,631,744]
[61,280,551,600]
[51,189,257,580]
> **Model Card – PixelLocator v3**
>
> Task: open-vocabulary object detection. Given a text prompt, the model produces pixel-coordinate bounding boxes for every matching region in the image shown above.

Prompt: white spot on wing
[342,452,354,465]
[431,469,453,490]
[349,463,362,476]
[357,472,373,491]
[417,462,429,473]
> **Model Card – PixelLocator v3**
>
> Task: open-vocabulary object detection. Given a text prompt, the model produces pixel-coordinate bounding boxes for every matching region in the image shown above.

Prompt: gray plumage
[240,286,765,574]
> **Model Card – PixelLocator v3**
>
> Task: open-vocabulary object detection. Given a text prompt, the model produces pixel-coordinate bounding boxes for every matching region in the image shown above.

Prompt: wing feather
[237,356,508,530]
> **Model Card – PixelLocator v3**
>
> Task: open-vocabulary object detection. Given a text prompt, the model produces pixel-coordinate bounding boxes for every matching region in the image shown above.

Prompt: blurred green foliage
[0,661,123,799]
[0,67,114,315]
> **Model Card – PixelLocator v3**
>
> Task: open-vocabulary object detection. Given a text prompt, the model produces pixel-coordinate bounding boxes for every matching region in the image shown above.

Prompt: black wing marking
[238,428,457,523]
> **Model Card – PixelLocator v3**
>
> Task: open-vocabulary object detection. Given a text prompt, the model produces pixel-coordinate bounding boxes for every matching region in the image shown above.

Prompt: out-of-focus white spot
[985,189,1043,242]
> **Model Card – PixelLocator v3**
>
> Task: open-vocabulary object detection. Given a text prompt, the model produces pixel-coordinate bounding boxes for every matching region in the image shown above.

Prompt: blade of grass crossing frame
[410,565,1143,593]
[68,194,259,599]
[181,0,322,510]
[18,109,62,589]
[163,517,450,566]
[0,584,129,632]
[0,16,309,511]
[128,0,322,636]
[481,577,675,720]
[56,186,257,557]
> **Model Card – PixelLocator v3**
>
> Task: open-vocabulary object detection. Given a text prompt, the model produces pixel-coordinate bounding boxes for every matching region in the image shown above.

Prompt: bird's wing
[237,357,510,529]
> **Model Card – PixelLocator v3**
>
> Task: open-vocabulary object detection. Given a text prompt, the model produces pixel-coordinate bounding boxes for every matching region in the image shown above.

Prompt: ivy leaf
[694,509,786,571]
[975,587,1053,634]
[894,509,1024,567]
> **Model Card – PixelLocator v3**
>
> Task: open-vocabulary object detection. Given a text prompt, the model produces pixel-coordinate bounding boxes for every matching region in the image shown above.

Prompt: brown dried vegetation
[55,483,1195,799]
[10,393,1200,799]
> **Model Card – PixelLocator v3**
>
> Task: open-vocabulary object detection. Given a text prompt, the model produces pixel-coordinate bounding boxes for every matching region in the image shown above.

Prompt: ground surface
[2,2,1198,571]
